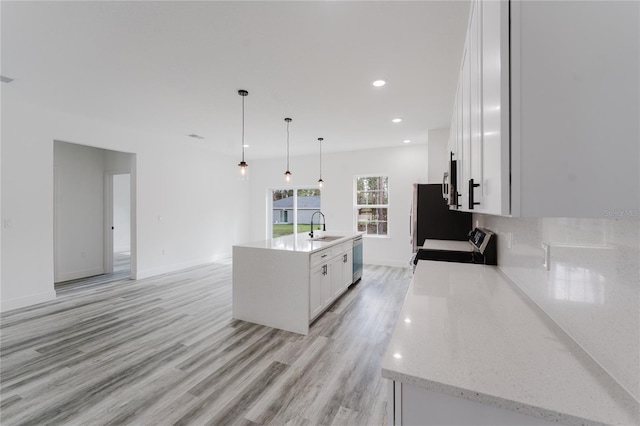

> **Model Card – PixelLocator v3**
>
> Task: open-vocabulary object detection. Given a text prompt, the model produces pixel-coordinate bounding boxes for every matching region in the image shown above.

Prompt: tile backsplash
[476,215,640,401]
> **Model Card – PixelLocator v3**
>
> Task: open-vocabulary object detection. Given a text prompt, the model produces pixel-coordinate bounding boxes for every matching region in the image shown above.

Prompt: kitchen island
[233,232,362,334]
[382,261,639,425]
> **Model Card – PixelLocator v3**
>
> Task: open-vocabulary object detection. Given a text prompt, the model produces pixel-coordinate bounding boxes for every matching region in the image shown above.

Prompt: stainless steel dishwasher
[352,236,363,284]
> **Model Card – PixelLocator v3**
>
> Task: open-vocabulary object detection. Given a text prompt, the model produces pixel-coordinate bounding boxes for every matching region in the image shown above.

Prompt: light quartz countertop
[234,231,362,253]
[382,261,640,425]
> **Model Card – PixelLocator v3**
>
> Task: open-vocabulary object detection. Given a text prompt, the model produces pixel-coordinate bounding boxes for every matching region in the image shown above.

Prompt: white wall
[476,214,640,400]
[248,144,429,267]
[113,174,130,253]
[53,141,106,282]
[427,127,449,184]
[1,92,251,311]
[105,149,134,172]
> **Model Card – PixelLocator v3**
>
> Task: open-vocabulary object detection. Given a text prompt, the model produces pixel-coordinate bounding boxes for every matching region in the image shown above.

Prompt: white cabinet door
[460,39,471,212]
[511,0,639,217]
[342,251,353,288]
[395,381,557,426]
[321,263,332,306]
[330,256,344,299]
[468,0,483,211]
[448,82,463,210]
[454,80,464,209]
[310,263,326,319]
[478,0,510,216]
[450,0,510,216]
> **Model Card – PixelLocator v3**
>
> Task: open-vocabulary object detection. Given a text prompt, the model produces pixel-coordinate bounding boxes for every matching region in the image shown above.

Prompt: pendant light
[284,118,292,182]
[237,89,249,177]
[317,137,324,188]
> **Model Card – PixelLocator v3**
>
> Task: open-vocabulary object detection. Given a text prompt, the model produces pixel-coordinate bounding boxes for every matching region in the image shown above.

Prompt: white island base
[232,232,361,335]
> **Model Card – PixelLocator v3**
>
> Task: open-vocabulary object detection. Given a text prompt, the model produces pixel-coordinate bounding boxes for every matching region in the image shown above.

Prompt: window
[355,176,388,236]
[271,188,322,238]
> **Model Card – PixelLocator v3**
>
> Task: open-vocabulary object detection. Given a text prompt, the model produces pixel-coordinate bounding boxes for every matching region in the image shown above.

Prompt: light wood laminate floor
[54,251,131,295]
[1,261,411,425]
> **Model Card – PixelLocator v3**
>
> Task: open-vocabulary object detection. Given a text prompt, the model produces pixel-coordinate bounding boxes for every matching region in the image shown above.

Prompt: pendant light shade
[284,118,292,183]
[237,89,249,177]
[317,137,324,188]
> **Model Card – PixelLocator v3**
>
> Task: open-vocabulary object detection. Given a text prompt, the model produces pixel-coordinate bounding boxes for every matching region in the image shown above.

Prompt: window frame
[354,175,390,238]
[268,186,322,239]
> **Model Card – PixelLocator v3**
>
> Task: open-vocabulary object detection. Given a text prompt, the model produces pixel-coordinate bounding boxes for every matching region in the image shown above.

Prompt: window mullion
[293,191,298,233]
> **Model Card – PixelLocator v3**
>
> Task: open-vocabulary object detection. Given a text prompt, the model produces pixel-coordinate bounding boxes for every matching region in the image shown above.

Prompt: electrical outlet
[541,243,550,271]
[162,249,165,255]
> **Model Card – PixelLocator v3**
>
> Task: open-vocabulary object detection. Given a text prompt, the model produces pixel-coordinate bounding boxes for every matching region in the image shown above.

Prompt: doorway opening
[107,173,131,277]
[53,141,136,293]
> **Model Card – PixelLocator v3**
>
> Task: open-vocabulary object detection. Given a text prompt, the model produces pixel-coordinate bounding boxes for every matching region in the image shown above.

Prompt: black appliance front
[415,184,471,243]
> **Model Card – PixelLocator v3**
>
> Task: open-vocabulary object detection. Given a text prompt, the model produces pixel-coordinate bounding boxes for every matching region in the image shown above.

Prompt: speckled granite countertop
[382,261,639,425]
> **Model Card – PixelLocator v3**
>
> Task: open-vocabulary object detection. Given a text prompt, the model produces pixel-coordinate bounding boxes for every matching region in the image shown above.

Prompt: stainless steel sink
[309,236,343,242]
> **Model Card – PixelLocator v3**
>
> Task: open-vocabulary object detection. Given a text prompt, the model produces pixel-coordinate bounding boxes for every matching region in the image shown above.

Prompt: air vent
[188,134,204,139]
[0,76,14,83]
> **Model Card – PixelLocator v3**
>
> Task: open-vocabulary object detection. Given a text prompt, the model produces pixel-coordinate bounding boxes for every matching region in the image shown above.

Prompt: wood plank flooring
[1,260,411,426]
[54,251,131,295]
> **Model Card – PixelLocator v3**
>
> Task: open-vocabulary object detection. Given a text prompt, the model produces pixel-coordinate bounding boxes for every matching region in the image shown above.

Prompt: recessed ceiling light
[403,140,411,144]
[243,144,250,148]
[392,118,402,123]
[393,353,402,359]
[372,80,386,87]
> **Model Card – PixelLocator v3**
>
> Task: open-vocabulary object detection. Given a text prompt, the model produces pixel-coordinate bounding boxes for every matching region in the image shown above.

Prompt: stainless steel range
[413,227,497,267]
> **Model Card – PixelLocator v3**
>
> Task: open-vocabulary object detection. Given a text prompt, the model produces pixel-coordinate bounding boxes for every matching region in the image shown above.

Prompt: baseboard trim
[1,290,57,313]
[56,267,105,283]
[136,253,231,280]
[364,258,410,268]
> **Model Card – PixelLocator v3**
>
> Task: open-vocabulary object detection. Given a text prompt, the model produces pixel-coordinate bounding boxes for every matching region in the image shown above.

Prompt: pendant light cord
[319,138,323,180]
[286,120,290,170]
[241,95,245,162]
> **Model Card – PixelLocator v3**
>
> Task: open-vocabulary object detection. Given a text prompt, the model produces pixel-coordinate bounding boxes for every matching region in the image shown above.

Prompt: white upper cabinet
[460,40,472,210]
[511,0,639,217]
[449,0,639,217]
[468,0,484,211]
[478,0,510,215]
[451,0,509,215]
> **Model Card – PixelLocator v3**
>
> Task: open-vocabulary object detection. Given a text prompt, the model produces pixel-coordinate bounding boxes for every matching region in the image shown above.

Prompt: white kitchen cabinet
[330,256,344,299]
[477,0,510,216]
[311,242,353,321]
[511,0,638,217]
[388,381,556,426]
[448,81,464,209]
[331,250,353,299]
[233,233,362,335]
[468,0,483,211]
[448,0,638,217]
[451,0,508,215]
[342,250,353,289]
[309,263,326,319]
[460,41,471,209]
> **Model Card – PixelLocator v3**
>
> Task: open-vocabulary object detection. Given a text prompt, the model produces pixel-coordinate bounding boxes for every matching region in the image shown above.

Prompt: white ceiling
[1,1,470,159]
